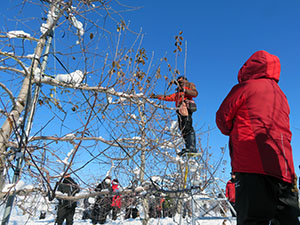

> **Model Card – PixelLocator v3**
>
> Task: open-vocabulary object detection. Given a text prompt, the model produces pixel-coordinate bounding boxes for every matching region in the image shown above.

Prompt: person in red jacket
[216,50,300,225]
[225,173,236,217]
[151,76,198,156]
[111,179,122,220]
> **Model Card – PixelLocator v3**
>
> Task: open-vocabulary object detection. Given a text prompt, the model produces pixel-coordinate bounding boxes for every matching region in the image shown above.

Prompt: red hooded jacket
[216,50,295,183]
[111,183,121,208]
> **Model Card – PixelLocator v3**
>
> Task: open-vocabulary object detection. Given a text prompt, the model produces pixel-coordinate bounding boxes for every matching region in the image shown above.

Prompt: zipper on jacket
[281,133,288,177]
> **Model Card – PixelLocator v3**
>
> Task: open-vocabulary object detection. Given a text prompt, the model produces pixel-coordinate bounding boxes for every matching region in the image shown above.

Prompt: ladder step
[182,152,201,157]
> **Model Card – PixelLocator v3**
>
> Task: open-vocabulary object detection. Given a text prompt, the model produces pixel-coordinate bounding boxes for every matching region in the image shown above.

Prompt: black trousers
[91,203,111,224]
[177,113,194,137]
[125,207,138,219]
[56,204,76,225]
[235,173,300,225]
[229,201,237,217]
[112,206,120,220]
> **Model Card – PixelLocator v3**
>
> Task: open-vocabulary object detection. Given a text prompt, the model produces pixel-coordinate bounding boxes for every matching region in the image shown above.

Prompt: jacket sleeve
[225,182,229,198]
[157,93,176,102]
[68,177,80,195]
[216,84,246,135]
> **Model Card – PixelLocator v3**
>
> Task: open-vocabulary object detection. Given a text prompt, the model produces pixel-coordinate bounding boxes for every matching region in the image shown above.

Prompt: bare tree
[0,1,226,224]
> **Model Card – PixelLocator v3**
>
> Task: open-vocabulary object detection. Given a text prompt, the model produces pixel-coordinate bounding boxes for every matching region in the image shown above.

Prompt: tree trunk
[0,2,60,192]
[138,103,149,225]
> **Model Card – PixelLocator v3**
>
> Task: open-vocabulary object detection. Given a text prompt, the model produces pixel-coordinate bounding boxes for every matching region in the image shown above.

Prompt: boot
[178,131,197,156]
[186,130,196,153]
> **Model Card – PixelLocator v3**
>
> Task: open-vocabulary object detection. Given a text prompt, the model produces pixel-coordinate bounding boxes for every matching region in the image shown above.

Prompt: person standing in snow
[148,194,157,218]
[124,192,139,219]
[162,194,175,218]
[91,176,113,224]
[124,179,139,219]
[82,197,92,220]
[150,76,198,156]
[182,197,192,219]
[55,174,80,225]
[216,50,300,225]
[225,173,236,217]
[111,179,122,220]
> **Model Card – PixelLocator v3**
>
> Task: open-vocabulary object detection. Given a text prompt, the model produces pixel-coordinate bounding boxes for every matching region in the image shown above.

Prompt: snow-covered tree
[0,1,226,224]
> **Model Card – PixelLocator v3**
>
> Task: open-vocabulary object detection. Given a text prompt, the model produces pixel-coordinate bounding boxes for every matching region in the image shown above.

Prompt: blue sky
[122,0,300,178]
[1,0,300,183]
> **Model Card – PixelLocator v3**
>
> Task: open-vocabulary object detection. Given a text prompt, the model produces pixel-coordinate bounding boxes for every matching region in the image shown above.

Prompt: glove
[150,93,157,99]
[168,80,176,86]
[292,177,298,193]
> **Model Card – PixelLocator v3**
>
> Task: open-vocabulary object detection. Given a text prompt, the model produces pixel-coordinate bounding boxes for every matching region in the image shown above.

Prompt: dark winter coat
[91,179,113,222]
[94,180,113,206]
[216,50,296,183]
[57,176,80,208]
[123,192,138,209]
[225,179,235,203]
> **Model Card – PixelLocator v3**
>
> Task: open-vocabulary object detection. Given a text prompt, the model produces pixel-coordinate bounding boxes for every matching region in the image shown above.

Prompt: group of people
[55,50,300,225]
[89,176,122,224]
[148,193,176,219]
[55,175,124,225]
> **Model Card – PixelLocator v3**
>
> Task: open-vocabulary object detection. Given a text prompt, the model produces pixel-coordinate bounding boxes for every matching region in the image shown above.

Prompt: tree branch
[0,82,16,108]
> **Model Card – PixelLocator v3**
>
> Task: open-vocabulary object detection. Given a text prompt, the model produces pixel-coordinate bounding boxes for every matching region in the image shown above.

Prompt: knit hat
[112,179,119,184]
[104,176,111,184]
[177,76,187,81]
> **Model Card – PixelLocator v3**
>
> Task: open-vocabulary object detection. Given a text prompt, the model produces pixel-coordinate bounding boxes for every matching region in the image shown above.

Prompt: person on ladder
[151,76,198,156]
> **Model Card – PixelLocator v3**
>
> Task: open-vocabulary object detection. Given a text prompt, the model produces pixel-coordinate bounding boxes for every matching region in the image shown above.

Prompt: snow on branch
[35,76,176,110]
[7,30,31,39]
[55,70,84,86]
[40,3,62,37]
[0,183,148,201]
[57,148,75,166]
[40,6,59,35]
[68,12,84,36]
[0,180,38,198]
[29,135,137,149]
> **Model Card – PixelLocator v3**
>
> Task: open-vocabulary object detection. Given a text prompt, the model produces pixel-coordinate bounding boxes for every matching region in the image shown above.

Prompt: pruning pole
[1,21,55,225]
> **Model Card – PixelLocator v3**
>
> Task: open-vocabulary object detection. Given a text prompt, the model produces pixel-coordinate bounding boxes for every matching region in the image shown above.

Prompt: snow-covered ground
[2,205,237,225]
[0,182,237,224]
